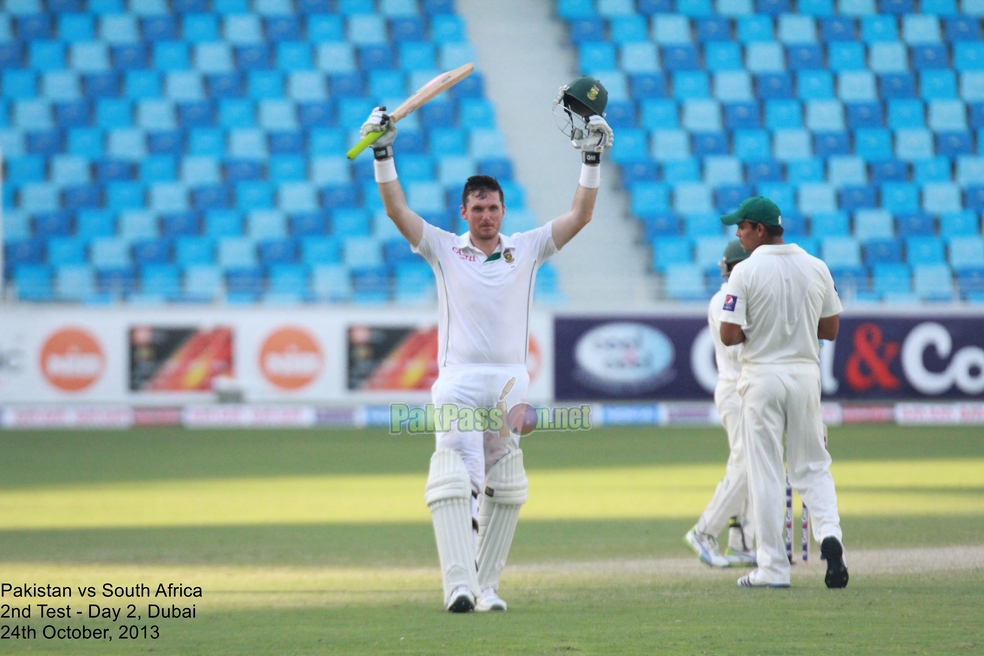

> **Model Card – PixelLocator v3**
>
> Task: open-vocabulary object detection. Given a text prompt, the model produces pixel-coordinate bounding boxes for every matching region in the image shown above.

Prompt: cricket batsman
[362,77,613,611]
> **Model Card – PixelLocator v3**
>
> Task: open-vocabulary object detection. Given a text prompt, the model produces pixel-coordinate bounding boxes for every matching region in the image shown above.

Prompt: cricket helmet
[718,239,750,277]
[553,76,608,141]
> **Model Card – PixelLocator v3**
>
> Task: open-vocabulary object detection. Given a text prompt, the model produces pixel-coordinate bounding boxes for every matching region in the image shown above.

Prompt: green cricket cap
[723,239,749,265]
[720,196,782,227]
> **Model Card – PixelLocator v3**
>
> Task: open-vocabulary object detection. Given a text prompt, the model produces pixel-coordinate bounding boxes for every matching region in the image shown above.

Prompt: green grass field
[0,424,982,655]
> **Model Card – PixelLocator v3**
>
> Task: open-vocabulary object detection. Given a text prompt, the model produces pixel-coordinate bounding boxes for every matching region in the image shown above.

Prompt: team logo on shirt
[504,248,514,263]
[723,295,737,311]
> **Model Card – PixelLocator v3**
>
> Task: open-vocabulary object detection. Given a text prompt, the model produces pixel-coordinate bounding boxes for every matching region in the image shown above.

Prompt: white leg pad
[477,449,528,591]
[424,449,480,602]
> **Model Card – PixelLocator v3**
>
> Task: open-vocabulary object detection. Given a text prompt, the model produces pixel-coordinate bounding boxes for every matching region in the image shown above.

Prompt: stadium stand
[1,0,564,304]
[557,0,984,302]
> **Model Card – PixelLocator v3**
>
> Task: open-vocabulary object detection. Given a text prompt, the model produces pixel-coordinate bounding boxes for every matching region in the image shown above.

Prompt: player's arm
[818,314,839,341]
[552,114,614,249]
[362,107,424,248]
[720,322,745,346]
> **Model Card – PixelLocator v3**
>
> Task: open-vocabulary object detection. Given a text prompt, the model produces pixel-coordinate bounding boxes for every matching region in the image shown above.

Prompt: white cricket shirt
[413,220,558,367]
[719,243,842,369]
[708,283,742,383]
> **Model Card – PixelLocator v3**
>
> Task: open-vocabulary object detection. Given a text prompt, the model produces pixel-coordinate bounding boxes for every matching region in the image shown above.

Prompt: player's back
[728,243,838,369]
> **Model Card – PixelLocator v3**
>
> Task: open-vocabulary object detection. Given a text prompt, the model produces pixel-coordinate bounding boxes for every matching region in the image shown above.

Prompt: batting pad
[477,449,528,591]
[424,449,480,602]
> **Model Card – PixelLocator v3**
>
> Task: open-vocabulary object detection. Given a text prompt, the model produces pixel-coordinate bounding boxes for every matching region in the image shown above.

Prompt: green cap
[564,76,608,117]
[723,240,749,265]
[720,196,782,227]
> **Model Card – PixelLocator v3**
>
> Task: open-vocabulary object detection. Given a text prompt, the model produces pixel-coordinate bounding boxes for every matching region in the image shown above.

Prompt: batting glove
[572,115,614,153]
[361,106,397,156]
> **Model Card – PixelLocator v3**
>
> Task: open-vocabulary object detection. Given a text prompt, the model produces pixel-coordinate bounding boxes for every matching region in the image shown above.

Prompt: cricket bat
[346,62,475,160]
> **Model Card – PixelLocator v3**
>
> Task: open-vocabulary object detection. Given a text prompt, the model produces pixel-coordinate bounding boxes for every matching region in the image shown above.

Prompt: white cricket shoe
[475,587,507,612]
[737,570,790,589]
[684,527,730,568]
[726,548,757,568]
[446,586,475,613]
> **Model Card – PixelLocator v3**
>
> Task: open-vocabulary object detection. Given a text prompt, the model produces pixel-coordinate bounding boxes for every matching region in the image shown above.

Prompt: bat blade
[346,62,475,160]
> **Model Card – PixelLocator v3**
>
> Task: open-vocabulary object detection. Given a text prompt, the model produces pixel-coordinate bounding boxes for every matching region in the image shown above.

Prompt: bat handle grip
[346,130,383,160]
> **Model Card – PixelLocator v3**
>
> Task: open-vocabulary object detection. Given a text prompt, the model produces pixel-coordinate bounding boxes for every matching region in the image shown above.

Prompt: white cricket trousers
[431,364,530,496]
[696,379,750,537]
[738,364,843,584]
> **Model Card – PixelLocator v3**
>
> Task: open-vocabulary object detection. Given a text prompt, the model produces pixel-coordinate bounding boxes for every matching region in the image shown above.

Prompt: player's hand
[360,106,397,147]
[572,115,614,153]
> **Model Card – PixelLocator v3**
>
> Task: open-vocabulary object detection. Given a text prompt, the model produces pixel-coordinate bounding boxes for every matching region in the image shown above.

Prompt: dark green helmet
[563,76,608,118]
[718,240,749,277]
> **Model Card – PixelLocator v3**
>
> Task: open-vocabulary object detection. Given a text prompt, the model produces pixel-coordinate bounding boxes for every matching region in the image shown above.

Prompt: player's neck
[470,234,500,257]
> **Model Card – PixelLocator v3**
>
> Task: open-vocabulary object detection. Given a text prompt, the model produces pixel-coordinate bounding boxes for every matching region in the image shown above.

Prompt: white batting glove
[360,106,397,148]
[572,115,614,153]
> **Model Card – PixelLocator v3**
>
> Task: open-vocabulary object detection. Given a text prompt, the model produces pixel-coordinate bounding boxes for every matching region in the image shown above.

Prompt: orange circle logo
[259,327,324,390]
[40,328,105,392]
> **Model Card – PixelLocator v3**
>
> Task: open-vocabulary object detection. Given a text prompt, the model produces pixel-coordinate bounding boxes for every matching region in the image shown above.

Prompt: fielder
[363,77,614,612]
[684,240,756,569]
[718,196,849,589]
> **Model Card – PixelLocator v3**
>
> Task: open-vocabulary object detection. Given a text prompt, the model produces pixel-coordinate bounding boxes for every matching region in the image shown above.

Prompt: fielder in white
[718,196,849,589]
[362,77,614,612]
[684,240,757,569]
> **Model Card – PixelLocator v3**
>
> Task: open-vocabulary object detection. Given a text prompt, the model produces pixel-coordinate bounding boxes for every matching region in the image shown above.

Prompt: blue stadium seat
[940,211,980,237]
[856,208,896,240]
[936,131,973,157]
[664,263,707,299]
[813,131,850,157]
[694,17,731,41]
[872,263,911,297]
[811,211,850,236]
[829,42,866,72]
[864,238,904,265]
[756,73,794,100]
[949,237,984,269]
[946,17,981,42]
[821,236,862,268]
[651,236,693,271]
[956,268,984,300]
[881,182,920,213]
[906,236,946,265]
[820,16,857,41]
[895,213,934,237]
[879,72,916,99]
[840,185,878,211]
[913,263,953,300]
[869,159,908,183]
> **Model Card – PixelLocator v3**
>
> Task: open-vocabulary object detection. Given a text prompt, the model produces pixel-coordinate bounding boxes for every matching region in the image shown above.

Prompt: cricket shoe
[475,587,507,612]
[821,537,849,589]
[684,527,729,568]
[737,570,790,589]
[446,586,476,613]
[725,548,757,568]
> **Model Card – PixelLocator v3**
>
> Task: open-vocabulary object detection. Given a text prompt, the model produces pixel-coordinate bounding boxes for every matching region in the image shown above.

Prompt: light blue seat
[258,100,297,130]
[318,43,356,73]
[218,238,257,267]
[165,72,204,101]
[949,237,984,269]
[765,100,803,129]
[797,183,837,213]
[278,42,313,71]
[923,183,962,213]
[48,237,88,265]
[672,71,710,99]
[837,71,876,102]
[224,14,262,44]
[55,264,96,300]
[664,263,707,299]
[787,158,825,182]
[683,212,721,236]
[920,70,957,100]
[405,182,446,213]
[205,210,242,237]
[881,182,921,213]
[714,71,752,102]
[287,72,326,101]
[913,263,953,300]
[855,128,893,160]
[811,211,850,236]
[175,238,214,265]
[872,263,911,297]
[278,183,317,212]
[954,42,984,72]
[887,99,925,129]
[44,72,81,101]
[828,42,866,71]
[247,211,286,239]
[868,43,908,74]
[737,15,774,42]
[228,129,267,158]
[902,15,941,44]
[779,15,816,43]
[100,14,139,43]
[641,100,678,129]
[150,183,189,212]
[673,183,713,213]
[652,130,691,160]
[706,43,741,72]
[181,156,221,184]
[704,156,743,186]
[395,262,435,304]
[438,156,476,186]
[50,155,90,185]
[895,129,934,160]
[184,264,224,300]
[609,17,647,44]
[861,15,898,42]
[267,264,307,297]
[652,236,693,271]
[682,99,721,130]
[97,100,133,129]
[621,43,659,73]
[798,70,834,100]
[734,129,771,161]
[440,43,476,70]
[745,43,786,74]
[310,157,349,185]
[773,129,812,160]
[854,209,895,240]
[652,15,692,44]
[631,182,671,214]
[90,237,131,268]
[343,236,382,267]
[311,263,351,301]
[694,236,730,270]
[827,156,866,186]
[119,211,158,239]
[928,100,967,131]
[961,72,984,102]
[805,99,844,130]
[347,15,386,45]
[821,236,862,267]
[940,211,980,237]
[913,157,951,183]
[195,43,233,74]
[664,159,701,183]
[907,236,946,265]
[756,183,796,214]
